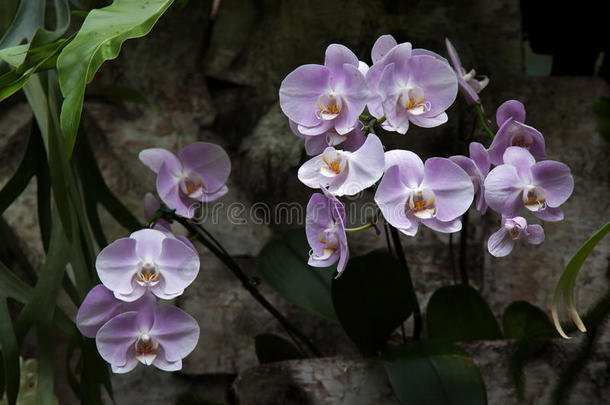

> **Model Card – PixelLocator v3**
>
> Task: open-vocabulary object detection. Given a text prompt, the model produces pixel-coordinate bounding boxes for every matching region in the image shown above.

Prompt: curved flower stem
[475,103,495,139]
[172,215,323,357]
[345,223,374,233]
[388,224,422,340]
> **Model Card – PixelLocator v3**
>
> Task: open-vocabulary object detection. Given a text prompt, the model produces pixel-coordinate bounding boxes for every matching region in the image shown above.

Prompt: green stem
[172,215,323,357]
[345,223,374,233]
[475,104,495,139]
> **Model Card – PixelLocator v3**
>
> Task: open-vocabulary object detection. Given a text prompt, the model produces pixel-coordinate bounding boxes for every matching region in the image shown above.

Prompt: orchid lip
[136,262,160,287]
[320,149,347,177]
[316,93,342,120]
[399,87,431,116]
[180,175,204,199]
[406,188,437,219]
[523,185,547,212]
[134,334,159,366]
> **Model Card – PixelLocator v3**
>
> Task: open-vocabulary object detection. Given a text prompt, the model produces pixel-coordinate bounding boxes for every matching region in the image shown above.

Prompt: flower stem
[345,223,374,233]
[387,224,422,340]
[172,215,323,357]
[475,103,495,139]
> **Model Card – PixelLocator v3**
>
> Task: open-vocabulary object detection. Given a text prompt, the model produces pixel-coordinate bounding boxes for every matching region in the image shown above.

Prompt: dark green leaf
[56,0,175,155]
[331,250,414,354]
[254,333,305,364]
[0,0,44,49]
[0,299,19,405]
[382,341,487,405]
[258,228,337,322]
[503,301,554,339]
[0,0,18,40]
[427,284,502,341]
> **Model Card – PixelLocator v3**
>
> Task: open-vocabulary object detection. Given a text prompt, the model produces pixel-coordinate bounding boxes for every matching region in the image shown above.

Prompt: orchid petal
[279,64,331,127]
[139,148,182,174]
[531,161,574,207]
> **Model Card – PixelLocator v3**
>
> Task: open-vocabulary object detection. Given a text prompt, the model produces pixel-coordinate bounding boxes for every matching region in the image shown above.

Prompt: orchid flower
[279,44,370,136]
[139,142,231,218]
[365,34,457,133]
[488,100,547,165]
[289,120,366,156]
[96,229,200,302]
[76,285,156,338]
[96,304,199,373]
[297,133,385,196]
[487,216,545,257]
[449,142,491,214]
[374,150,474,235]
[445,38,489,105]
[305,187,349,276]
[484,147,573,221]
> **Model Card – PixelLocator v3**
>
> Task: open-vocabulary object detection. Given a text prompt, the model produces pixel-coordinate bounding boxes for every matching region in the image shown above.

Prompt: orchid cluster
[279,35,574,275]
[76,142,231,373]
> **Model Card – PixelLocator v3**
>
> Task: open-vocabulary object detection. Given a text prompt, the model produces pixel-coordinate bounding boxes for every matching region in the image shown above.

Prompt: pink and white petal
[445,38,463,72]
[487,119,514,165]
[335,231,349,277]
[357,61,369,75]
[76,285,122,338]
[366,43,412,98]
[405,55,458,116]
[422,158,474,221]
[324,44,358,78]
[113,281,146,303]
[135,303,155,332]
[496,100,526,127]
[484,165,525,217]
[201,184,228,202]
[143,192,161,219]
[487,228,514,257]
[156,238,200,295]
[130,229,167,262]
[374,166,413,231]
[139,148,182,174]
[96,238,139,296]
[157,162,193,218]
[150,284,184,300]
[526,224,545,244]
[421,217,462,233]
[342,127,366,152]
[412,48,449,64]
[502,146,536,182]
[469,142,490,176]
[178,142,231,193]
[111,355,139,374]
[371,34,398,63]
[333,134,385,195]
[150,306,200,362]
[96,311,139,367]
[400,213,420,236]
[335,64,370,134]
[279,64,331,127]
[297,119,334,136]
[531,161,574,207]
[408,113,448,128]
[532,206,564,222]
[152,346,182,372]
[297,154,332,189]
[511,121,547,160]
[175,235,197,253]
[384,149,425,188]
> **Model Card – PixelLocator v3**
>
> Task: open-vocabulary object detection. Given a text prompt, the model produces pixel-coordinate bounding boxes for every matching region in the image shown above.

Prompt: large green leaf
[552,221,610,338]
[427,284,502,341]
[0,0,18,40]
[0,299,19,405]
[0,129,39,215]
[254,333,305,364]
[0,0,69,49]
[331,250,414,354]
[382,341,487,405]
[258,228,337,322]
[57,0,175,155]
[503,301,554,340]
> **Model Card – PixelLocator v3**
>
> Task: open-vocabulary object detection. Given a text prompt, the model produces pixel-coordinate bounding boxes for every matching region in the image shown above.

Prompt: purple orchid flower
[374,150,474,236]
[484,147,573,221]
[445,38,489,105]
[297,133,385,196]
[289,119,366,156]
[96,304,199,373]
[96,229,200,302]
[449,142,491,214]
[487,100,547,165]
[305,187,348,276]
[488,216,545,257]
[365,35,457,133]
[279,44,370,136]
[139,142,231,218]
[143,192,197,252]
[76,285,157,338]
